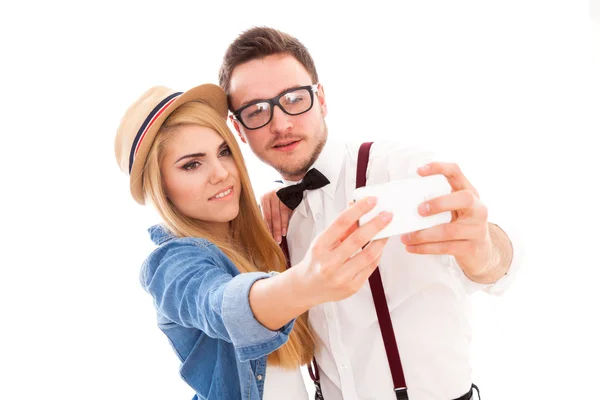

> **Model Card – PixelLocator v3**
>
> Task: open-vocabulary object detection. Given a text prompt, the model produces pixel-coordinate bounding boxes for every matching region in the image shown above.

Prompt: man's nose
[269,105,293,134]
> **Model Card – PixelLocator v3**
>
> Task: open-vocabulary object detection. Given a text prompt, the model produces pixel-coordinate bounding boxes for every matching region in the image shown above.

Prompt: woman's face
[160,125,242,234]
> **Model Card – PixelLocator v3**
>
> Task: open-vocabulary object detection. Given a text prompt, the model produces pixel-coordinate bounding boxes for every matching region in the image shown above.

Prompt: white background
[1,1,599,399]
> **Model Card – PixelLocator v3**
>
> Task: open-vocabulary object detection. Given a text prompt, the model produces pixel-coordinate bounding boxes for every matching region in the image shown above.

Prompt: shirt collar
[311,138,345,200]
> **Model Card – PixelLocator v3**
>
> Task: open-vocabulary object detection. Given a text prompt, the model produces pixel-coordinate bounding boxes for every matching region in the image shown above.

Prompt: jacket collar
[148,224,176,245]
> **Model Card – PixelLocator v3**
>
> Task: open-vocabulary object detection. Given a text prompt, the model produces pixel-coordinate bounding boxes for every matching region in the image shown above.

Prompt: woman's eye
[182,161,201,171]
[219,147,232,157]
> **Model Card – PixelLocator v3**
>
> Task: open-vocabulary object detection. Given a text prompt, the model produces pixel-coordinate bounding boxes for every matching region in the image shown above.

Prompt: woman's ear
[160,178,171,202]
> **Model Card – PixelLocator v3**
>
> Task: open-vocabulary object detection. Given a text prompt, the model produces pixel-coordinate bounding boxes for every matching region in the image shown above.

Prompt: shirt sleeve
[372,142,523,295]
[141,240,295,361]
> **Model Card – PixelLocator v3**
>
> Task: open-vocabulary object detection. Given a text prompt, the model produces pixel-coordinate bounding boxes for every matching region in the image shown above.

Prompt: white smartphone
[352,174,453,240]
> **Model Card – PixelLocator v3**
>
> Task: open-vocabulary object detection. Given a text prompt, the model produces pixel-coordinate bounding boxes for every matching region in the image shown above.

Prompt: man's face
[228,54,328,181]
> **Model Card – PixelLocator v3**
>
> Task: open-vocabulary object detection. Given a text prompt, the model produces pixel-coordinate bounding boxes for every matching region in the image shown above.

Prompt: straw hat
[114,84,228,204]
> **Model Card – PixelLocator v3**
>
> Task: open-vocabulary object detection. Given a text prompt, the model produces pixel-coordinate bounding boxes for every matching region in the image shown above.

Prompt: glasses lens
[280,88,312,115]
[240,102,272,129]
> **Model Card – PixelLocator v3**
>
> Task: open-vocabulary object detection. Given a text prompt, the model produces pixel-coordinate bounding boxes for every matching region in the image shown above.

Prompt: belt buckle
[395,387,408,400]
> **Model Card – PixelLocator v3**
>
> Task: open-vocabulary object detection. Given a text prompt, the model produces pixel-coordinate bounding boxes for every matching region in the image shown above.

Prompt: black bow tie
[276,168,330,210]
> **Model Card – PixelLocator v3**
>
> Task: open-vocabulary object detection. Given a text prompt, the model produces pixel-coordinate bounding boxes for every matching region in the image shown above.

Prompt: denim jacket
[140,224,295,400]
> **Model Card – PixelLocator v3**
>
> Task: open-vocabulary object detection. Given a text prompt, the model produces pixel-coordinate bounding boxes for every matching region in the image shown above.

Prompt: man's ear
[317,84,327,117]
[229,115,247,143]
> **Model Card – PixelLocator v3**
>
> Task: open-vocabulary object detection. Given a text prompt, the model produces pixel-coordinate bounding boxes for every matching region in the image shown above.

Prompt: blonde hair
[142,101,314,368]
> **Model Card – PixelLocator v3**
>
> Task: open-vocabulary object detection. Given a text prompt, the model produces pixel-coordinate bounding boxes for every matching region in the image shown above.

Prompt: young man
[219,27,520,400]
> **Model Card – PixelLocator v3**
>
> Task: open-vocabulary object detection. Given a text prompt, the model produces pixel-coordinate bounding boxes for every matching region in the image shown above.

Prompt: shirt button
[315,213,322,220]
[256,374,263,381]
[341,364,348,370]
[327,312,333,318]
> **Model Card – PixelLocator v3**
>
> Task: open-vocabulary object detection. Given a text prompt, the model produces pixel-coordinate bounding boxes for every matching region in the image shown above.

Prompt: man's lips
[272,140,301,150]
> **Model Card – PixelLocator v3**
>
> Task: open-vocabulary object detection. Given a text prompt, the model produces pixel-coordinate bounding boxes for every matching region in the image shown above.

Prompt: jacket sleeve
[141,240,295,361]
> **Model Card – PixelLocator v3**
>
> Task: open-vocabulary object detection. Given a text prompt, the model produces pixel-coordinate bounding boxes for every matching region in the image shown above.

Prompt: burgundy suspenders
[357,142,409,400]
[279,142,408,399]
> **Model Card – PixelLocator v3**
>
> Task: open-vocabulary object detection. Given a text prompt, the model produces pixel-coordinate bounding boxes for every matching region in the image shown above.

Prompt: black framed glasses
[232,84,319,130]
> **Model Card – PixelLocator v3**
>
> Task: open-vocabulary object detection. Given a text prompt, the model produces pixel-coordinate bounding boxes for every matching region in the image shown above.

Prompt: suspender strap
[357,142,408,398]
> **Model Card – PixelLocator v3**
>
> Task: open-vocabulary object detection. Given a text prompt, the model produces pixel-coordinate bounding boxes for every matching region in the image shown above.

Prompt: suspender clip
[395,387,408,400]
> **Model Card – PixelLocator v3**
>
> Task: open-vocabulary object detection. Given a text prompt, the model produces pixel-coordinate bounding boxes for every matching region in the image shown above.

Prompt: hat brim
[129,83,228,204]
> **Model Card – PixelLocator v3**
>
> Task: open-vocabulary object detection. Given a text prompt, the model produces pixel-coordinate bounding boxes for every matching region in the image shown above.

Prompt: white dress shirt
[262,363,309,400]
[282,138,521,400]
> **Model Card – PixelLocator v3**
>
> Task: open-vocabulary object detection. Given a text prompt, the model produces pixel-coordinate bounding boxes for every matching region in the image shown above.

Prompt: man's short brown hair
[219,26,319,105]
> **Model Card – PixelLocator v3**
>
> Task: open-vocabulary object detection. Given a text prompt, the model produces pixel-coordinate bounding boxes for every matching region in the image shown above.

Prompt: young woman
[114,83,392,400]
